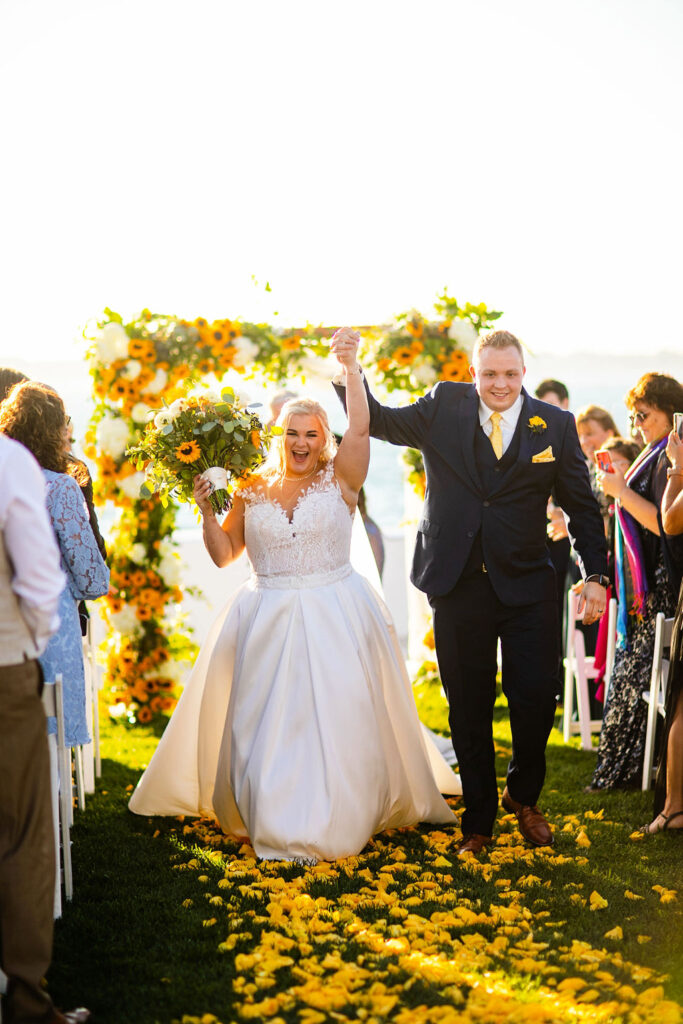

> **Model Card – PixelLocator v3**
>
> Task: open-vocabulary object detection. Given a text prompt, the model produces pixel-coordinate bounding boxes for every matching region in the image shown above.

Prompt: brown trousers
[0,660,56,1024]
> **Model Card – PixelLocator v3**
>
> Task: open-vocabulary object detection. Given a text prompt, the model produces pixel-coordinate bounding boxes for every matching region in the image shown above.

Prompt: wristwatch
[585,574,610,588]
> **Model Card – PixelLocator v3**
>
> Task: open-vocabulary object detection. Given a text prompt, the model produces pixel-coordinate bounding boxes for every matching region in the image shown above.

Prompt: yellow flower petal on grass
[604,925,623,940]
[589,890,608,910]
[624,889,644,900]
[637,935,652,944]
[575,829,591,847]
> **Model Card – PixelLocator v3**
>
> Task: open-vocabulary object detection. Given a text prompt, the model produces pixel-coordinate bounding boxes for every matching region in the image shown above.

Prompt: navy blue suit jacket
[338,380,608,604]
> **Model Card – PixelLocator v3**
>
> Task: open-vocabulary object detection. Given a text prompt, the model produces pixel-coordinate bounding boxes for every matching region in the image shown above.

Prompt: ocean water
[7,348,683,533]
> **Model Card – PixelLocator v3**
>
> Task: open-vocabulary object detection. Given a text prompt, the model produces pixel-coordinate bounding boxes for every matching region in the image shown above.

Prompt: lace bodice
[242,462,353,578]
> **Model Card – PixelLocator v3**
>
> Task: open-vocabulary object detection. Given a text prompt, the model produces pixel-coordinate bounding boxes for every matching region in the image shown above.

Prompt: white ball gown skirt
[129,562,458,861]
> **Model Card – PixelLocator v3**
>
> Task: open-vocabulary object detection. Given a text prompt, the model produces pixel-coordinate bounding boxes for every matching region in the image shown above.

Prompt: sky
[1,0,682,364]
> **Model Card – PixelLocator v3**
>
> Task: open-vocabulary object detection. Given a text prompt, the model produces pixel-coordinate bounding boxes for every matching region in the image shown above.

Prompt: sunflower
[281,334,301,351]
[250,430,260,448]
[137,706,153,723]
[175,440,201,463]
[406,319,424,339]
[376,357,392,372]
[440,360,471,382]
[409,340,424,355]
[136,604,154,621]
[393,346,414,365]
[198,358,215,375]
[439,349,471,382]
[194,317,208,330]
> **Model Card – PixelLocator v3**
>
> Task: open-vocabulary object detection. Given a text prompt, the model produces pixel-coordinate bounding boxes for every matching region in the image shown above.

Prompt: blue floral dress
[40,470,110,746]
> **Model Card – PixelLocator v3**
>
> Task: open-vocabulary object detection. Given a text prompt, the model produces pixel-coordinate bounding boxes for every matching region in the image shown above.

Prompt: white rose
[234,389,252,408]
[146,368,168,395]
[411,362,438,388]
[122,359,142,380]
[231,335,259,369]
[168,398,189,419]
[158,553,182,586]
[202,390,221,404]
[108,701,128,719]
[118,472,145,499]
[158,538,176,558]
[131,402,152,424]
[95,322,129,364]
[96,416,131,459]
[128,542,147,565]
[162,659,190,685]
[154,409,172,429]
[108,605,141,635]
[447,319,479,350]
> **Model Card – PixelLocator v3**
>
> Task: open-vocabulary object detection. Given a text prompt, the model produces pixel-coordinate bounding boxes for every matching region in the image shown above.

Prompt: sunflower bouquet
[128,388,272,515]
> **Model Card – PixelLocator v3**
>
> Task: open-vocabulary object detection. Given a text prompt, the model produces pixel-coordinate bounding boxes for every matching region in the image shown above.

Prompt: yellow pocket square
[532,446,555,463]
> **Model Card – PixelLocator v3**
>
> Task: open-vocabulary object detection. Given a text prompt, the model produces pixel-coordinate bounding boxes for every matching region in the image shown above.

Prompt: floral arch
[84,292,502,723]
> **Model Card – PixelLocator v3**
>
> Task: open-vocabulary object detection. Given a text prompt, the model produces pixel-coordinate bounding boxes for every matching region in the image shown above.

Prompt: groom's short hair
[473,330,524,366]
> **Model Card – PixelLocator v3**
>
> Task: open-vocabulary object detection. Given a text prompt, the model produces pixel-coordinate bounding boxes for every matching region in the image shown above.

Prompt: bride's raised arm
[330,328,369,501]
[193,475,246,567]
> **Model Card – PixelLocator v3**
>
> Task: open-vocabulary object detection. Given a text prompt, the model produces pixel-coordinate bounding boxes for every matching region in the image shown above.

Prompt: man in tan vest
[0,432,88,1024]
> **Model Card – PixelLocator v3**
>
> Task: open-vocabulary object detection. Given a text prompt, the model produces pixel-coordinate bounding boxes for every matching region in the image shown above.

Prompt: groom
[332,329,608,853]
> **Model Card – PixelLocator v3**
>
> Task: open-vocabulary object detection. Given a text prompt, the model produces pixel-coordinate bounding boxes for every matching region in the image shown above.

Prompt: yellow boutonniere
[528,416,547,435]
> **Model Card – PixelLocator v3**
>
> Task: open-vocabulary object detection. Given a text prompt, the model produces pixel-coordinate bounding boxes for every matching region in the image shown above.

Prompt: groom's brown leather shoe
[457,833,493,855]
[501,787,554,847]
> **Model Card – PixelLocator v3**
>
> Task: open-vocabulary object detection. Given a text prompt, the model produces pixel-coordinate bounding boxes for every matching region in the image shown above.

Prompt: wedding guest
[0,367,28,403]
[0,382,109,748]
[535,379,569,410]
[588,373,683,790]
[588,437,642,701]
[358,487,385,579]
[575,405,619,462]
[268,388,298,427]
[0,432,90,1024]
[641,426,683,833]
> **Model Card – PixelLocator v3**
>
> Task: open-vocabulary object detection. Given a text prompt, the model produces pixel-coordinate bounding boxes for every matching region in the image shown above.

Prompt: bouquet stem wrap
[201,466,231,514]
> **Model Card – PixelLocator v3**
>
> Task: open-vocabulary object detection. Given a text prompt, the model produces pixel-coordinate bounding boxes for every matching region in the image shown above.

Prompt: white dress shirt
[478,394,524,456]
[0,435,65,655]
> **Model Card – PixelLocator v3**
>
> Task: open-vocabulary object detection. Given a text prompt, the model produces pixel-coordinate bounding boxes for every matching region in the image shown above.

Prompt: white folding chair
[641,612,674,791]
[603,597,618,704]
[81,625,96,795]
[84,615,103,779]
[42,673,73,903]
[563,590,603,749]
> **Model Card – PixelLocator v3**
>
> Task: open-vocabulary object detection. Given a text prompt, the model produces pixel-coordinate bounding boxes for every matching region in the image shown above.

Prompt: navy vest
[461,416,523,578]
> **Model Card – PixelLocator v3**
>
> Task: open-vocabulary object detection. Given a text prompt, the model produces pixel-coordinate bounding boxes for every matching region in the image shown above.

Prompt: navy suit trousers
[430,570,559,836]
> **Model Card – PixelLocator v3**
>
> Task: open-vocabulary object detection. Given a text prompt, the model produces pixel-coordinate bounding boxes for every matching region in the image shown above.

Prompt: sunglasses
[629,410,650,426]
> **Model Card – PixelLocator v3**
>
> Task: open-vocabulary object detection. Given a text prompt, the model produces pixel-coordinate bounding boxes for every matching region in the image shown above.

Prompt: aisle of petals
[142,804,681,1024]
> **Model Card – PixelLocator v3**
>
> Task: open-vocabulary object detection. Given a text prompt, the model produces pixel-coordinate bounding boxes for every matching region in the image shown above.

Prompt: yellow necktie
[489,412,503,459]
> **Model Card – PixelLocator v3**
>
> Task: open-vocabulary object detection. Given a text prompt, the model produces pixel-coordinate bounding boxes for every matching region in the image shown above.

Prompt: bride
[129,329,459,860]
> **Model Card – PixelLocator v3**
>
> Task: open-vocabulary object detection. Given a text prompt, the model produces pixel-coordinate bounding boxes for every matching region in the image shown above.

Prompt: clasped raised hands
[330,327,361,373]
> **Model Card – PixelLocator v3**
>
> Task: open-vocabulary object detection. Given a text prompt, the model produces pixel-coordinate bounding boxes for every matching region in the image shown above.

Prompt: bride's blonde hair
[261,398,337,481]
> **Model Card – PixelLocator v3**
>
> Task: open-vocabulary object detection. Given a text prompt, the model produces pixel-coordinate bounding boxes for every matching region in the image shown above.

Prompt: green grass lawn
[49,689,682,1024]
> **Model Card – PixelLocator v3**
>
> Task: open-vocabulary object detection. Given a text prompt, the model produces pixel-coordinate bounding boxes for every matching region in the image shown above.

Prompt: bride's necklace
[283,464,319,483]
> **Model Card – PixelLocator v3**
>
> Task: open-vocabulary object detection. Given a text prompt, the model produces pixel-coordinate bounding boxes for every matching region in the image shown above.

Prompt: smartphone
[674,412,683,440]
[595,450,614,473]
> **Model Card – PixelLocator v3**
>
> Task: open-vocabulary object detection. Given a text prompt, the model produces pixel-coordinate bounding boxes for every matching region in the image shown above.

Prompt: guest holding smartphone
[588,373,683,791]
[641,424,683,832]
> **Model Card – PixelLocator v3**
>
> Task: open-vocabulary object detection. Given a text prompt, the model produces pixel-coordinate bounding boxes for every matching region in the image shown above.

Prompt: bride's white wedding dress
[129,462,458,860]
